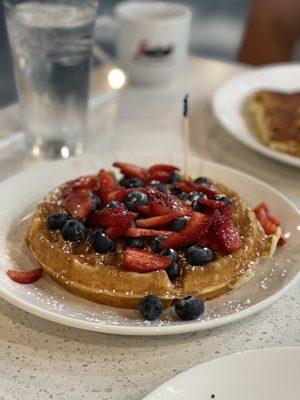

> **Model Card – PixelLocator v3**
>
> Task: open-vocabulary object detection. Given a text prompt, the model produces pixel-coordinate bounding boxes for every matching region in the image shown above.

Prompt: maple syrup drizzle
[183,95,190,178]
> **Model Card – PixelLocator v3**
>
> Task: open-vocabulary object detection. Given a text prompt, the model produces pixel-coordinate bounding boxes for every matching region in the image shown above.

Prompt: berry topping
[126,238,144,249]
[149,235,166,253]
[185,245,213,266]
[139,294,163,321]
[165,262,181,280]
[168,216,189,232]
[194,176,212,186]
[90,205,137,230]
[159,248,178,263]
[160,212,209,249]
[91,229,117,253]
[213,194,232,205]
[7,268,43,284]
[106,200,124,209]
[66,176,97,195]
[61,191,94,220]
[175,296,205,320]
[46,212,70,230]
[61,220,85,242]
[210,210,243,254]
[113,162,147,182]
[119,177,144,188]
[144,188,193,216]
[124,191,149,212]
[149,180,168,193]
[122,248,171,272]
[135,212,183,228]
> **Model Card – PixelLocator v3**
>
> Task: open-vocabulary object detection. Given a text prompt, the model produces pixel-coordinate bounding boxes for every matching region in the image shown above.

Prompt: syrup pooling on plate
[23,161,285,322]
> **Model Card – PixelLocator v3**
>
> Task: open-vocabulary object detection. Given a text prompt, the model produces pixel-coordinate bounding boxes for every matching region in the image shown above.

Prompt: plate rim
[212,63,300,168]
[0,155,299,336]
[142,346,300,399]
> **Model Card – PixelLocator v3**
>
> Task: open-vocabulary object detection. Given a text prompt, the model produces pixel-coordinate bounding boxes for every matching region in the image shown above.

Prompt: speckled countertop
[0,57,299,399]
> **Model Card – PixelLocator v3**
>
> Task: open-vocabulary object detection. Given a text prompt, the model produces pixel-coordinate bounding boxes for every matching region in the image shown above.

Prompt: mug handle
[93,15,117,64]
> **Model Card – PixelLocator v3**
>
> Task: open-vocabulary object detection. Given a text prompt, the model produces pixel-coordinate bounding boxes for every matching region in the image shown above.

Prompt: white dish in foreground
[143,347,300,399]
[213,63,300,168]
[0,153,299,335]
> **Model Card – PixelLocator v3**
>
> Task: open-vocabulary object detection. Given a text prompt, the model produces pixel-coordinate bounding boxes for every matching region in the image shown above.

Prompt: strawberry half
[122,248,171,272]
[89,205,137,228]
[147,170,171,183]
[62,191,94,219]
[7,268,43,284]
[94,169,120,204]
[145,188,193,216]
[148,164,179,174]
[199,198,228,209]
[66,176,97,195]
[160,212,209,249]
[135,212,183,228]
[210,210,243,254]
[113,162,147,182]
[125,228,174,237]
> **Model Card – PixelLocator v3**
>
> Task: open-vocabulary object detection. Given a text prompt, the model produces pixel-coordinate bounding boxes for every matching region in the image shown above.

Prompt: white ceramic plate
[212,63,300,168]
[0,153,299,335]
[143,347,300,399]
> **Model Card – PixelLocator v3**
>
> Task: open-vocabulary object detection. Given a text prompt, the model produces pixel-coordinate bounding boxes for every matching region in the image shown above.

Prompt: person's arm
[238,0,300,65]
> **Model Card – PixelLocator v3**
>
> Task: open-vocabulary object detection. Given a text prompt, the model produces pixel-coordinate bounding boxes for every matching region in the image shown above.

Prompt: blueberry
[213,194,232,205]
[149,236,165,253]
[170,186,183,196]
[168,216,188,232]
[187,191,207,203]
[149,180,168,193]
[126,238,144,249]
[160,248,178,263]
[178,192,188,201]
[124,191,149,212]
[106,201,124,209]
[47,212,70,230]
[168,171,181,184]
[185,245,213,266]
[119,177,144,188]
[90,194,101,211]
[166,262,181,280]
[175,296,205,320]
[139,294,163,321]
[61,219,85,242]
[91,229,117,253]
[194,177,212,186]
[191,200,205,213]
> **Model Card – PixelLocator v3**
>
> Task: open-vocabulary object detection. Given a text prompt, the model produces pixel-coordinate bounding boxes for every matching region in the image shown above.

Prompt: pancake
[245,90,300,157]
[26,180,276,309]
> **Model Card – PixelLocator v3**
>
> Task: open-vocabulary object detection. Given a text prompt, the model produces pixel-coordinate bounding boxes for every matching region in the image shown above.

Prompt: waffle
[246,90,300,157]
[26,181,275,309]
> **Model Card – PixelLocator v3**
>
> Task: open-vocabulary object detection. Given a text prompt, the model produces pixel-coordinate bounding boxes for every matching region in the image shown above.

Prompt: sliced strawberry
[267,214,280,227]
[94,169,120,204]
[125,227,174,237]
[199,198,230,209]
[254,207,268,225]
[195,183,218,198]
[145,188,193,215]
[106,187,128,202]
[147,170,171,183]
[160,212,209,249]
[106,226,127,240]
[113,162,147,182]
[137,205,152,216]
[90,206,137,228]
[278,233,287,246]
[135,212,183,228]
[254,202,269,214]
[66,176,97,195]
[262,219,277,235]
[210,210,243,254]
[122,248,171,272]
[148,164,179,174]
[176,181,197,193]
[62,191,94,219]
[7,268,43,284]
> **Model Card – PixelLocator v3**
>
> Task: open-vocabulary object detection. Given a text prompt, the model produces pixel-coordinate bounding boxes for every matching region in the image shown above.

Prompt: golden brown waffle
[246,90,300,157]
[26,182,276,309]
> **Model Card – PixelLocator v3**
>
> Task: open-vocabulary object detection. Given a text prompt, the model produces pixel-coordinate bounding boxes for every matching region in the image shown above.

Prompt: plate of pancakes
[213,63,300,168]
[0,153,299,335]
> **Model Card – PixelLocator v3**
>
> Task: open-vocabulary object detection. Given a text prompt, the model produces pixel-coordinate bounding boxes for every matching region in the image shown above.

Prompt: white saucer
[213,63,300,168]
[0,153,299,335]
[143,347,300,399]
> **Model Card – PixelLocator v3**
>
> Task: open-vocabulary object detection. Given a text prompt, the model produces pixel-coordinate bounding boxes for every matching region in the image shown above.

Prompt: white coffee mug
[96,1,191,85]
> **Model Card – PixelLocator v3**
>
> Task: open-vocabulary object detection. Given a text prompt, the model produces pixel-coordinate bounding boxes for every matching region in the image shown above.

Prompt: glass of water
[4,0,99,158]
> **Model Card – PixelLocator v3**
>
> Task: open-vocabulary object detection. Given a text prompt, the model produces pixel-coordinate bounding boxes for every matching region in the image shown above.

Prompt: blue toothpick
[183,94,190,176]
